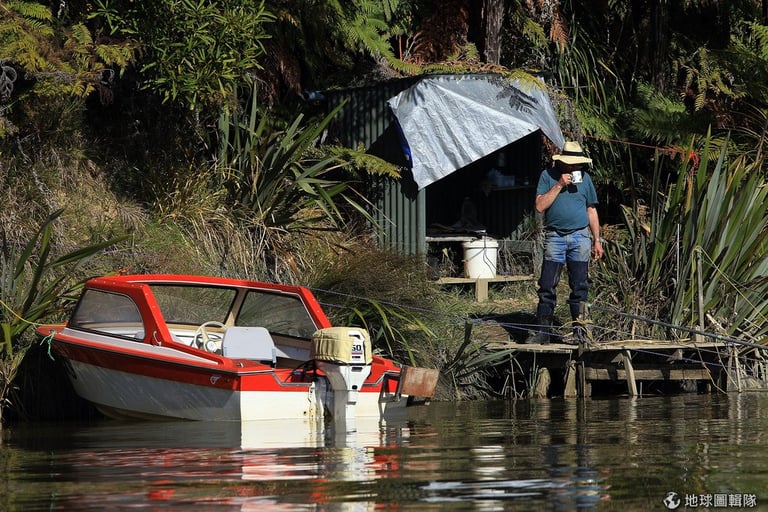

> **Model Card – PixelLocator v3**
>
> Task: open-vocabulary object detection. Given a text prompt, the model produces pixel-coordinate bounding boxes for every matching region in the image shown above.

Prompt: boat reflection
[23,413,408,451]
[9,414,412,510]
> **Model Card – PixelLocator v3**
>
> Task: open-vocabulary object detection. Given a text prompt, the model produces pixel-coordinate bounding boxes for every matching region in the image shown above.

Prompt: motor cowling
[311,326,372,366]
[311,327,373,431]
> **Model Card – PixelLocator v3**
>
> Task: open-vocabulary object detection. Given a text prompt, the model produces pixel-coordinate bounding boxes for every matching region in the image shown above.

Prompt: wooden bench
[436,274,535,302]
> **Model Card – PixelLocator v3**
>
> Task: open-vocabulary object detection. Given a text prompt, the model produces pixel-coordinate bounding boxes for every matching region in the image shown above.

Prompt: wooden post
[577,361,590,397]
[563,360,577,398]
[532,367,550,398]
[475,278,489,302]
[733,345,743,392]
[726,344,743,392]
[622,349,638,397]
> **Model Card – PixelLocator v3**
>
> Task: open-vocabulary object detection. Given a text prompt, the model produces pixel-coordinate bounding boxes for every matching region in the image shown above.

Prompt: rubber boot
[526,311,553,345]
[537,261,564,314]
[526,294,560,345]
[526,260,563,344]
[564,260,590,345]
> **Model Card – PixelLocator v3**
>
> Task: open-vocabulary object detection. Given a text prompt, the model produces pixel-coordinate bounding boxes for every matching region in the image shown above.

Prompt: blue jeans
[537,227,591,321]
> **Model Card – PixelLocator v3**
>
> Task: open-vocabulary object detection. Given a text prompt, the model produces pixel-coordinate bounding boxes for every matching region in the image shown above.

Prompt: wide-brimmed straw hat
[552,141,592,165]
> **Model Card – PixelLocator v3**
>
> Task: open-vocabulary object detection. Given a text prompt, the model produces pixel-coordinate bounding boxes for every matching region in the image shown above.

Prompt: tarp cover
[388,74,564,189]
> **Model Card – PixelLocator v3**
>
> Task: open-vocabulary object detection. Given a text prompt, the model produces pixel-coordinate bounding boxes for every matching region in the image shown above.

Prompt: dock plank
[583,366,712,381]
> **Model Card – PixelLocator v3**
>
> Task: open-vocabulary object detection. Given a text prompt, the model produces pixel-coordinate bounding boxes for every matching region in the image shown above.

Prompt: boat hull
[54,332,407,422]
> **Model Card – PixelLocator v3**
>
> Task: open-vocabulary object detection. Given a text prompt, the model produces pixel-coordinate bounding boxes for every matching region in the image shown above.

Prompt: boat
[36,274,439,428]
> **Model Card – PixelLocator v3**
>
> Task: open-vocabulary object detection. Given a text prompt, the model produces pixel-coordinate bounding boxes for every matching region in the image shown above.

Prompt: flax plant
[441,321,520,400]
[0,209,123,424]
[214,85,381,280]
[594,134,768,342]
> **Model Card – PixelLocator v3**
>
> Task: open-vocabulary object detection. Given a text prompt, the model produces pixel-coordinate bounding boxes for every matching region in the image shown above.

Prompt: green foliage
[0,0,55,70]
[0,0,136,140]
[335,0,395,60]
[721,20,768,113]
[0,209,125,422]
[628,84,695,145]
[0,1,136,99]
[674,47,744,112]
[262,0,417,88]
[554,33,621,114]
[144,83,393,279]
[91,0,273,112]
[670,142,768,339]
[326,144,402,179]
[441,321,518,400]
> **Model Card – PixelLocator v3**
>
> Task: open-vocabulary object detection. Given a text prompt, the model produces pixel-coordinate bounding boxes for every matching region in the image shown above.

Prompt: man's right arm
[535,181,565,213]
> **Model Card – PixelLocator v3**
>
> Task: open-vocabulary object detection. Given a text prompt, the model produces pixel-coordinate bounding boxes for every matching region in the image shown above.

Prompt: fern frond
[5,1,53,21]
[0,0,137,102]
[67,23,93,46]
[327,145,402,179]
[94,44,136,68]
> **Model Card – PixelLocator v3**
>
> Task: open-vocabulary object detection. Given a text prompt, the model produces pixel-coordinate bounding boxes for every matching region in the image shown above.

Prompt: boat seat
[221,326,276,366]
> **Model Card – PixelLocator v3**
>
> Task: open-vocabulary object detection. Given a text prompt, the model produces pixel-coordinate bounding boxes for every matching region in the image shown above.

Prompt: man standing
[527,141,604,345]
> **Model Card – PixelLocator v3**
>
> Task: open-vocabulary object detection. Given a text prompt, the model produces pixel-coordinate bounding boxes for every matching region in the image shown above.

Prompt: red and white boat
[36,274,438,427]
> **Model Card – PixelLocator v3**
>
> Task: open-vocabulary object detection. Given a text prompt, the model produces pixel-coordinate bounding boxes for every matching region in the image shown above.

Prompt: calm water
[3,393,768,511]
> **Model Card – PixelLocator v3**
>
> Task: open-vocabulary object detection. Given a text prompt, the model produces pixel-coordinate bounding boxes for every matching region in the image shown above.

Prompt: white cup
[571,170,583,184]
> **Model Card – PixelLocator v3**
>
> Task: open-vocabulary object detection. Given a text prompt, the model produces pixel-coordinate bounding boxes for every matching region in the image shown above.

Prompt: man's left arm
[587,206,604,260]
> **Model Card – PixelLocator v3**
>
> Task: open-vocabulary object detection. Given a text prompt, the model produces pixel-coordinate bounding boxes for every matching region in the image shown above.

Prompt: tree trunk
[764,0,768,25]
[482,0,504,64]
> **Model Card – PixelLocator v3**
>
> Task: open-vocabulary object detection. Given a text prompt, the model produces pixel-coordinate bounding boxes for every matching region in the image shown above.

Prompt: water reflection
[4,393,768,510]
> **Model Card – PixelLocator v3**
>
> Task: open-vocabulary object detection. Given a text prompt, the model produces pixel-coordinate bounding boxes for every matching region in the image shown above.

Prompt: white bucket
[462,237,498,279]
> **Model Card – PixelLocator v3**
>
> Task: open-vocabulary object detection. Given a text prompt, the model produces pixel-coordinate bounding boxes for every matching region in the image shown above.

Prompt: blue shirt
[536,167,598,232]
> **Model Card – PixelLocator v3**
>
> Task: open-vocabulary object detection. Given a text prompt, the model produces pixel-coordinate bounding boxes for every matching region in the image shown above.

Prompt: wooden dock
[493,338,768,398]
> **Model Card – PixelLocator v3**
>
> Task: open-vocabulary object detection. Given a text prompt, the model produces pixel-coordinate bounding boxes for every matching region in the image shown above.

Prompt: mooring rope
[590,303,768,351]
[310,284,767,358]
[38,330,56,360]
[0,297,37,326]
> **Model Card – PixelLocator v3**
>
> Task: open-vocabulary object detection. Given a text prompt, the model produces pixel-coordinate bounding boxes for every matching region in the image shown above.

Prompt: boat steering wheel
[194,321,226,352]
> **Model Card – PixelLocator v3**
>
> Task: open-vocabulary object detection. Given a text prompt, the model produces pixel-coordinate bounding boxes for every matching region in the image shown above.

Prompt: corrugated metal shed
[319,75,545,257]
[323,77,426,255]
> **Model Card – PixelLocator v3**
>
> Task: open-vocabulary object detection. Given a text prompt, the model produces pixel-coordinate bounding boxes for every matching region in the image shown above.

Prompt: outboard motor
[311,327,373,431]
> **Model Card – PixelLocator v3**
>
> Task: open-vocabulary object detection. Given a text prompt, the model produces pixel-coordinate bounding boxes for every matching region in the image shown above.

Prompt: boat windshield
[236,290,318,339]
[150,285,237,325]
[147,284,319,338]
[69,289,144,338]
